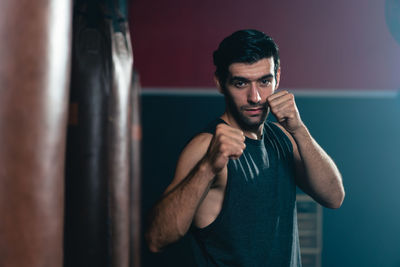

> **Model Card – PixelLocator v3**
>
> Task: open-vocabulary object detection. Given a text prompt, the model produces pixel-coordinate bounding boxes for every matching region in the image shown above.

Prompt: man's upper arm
[272,122,306,183]
[162,133,213,196]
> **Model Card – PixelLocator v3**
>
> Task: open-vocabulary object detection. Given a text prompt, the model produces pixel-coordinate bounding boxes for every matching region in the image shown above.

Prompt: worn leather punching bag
[64,1,134,266]
[0,1,72,267]
[64,1,112,267]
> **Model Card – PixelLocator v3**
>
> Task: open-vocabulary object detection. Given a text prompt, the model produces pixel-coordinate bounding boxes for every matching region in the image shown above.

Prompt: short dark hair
[213,29,280,88]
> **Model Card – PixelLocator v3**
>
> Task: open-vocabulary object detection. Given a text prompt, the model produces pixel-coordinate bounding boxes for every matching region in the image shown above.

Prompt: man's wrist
[198,157,218,182]
[291,124,309,139]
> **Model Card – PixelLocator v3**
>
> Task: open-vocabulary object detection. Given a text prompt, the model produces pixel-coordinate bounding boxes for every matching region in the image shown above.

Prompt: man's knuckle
[216,124,224,132]
[220,143,227,151]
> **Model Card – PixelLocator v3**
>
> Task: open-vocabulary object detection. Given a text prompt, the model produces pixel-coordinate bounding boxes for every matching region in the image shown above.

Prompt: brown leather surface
[0,0,72,266]
[108,22,134,267]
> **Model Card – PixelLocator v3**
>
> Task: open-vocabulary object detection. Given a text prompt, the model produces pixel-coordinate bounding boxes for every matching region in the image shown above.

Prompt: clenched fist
[204,123,246,174]
[267,90,304,134]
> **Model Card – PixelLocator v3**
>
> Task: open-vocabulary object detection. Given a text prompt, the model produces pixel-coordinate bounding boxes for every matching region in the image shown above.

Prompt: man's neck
[220,113,264,140]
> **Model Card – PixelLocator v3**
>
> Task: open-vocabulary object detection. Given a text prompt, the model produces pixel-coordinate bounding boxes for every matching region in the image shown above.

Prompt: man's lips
[243,107,264,115]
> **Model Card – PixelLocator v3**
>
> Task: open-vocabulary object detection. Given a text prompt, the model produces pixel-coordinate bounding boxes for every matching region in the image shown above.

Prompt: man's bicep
[285,132,308,188]
[162,133,213,196]
[272,122,306,184]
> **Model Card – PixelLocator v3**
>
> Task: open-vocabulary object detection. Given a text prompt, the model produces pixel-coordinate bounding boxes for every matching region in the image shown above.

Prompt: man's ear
[275,67,281,91]
[214,75,224,94]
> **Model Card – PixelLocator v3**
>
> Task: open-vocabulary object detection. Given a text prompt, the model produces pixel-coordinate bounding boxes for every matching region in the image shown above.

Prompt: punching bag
[64,1,112,267]
[0,0,72,266]
[64,0,134,266]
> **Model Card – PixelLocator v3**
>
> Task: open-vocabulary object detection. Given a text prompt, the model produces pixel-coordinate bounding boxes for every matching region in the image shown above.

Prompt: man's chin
[239,116,265,130]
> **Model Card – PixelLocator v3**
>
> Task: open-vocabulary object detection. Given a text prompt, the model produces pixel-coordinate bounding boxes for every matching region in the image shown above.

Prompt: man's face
[221,57,280,131]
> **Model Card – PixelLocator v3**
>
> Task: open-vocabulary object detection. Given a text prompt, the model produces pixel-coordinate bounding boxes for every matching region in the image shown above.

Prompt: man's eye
[234,81,247,88]
[260,79,271,86]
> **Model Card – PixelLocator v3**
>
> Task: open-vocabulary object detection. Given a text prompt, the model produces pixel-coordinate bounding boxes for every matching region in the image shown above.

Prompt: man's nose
[248,83,261,104]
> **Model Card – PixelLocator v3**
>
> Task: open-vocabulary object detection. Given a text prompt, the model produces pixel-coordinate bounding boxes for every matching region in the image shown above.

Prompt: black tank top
[190,118,301,267]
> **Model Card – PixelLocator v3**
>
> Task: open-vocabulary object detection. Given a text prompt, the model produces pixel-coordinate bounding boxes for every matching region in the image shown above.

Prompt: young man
[145,29,345,266]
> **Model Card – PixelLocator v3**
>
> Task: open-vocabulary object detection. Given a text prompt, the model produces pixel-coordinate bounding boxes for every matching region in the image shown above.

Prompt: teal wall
[140,91,400,267]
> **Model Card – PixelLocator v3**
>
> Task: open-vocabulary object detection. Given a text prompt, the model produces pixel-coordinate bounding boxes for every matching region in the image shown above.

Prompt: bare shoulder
[163,132,213,195]
[182,132,213,155]
[179,133,213,166]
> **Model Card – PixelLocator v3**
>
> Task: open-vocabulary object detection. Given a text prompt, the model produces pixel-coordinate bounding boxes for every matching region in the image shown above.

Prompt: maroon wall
[130,0,400,90]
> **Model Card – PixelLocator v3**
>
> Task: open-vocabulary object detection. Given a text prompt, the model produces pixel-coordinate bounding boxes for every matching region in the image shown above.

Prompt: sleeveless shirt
[190,118,301,267]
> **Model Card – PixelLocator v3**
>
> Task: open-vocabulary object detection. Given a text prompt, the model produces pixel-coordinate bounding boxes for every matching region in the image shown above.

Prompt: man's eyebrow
[257,74,274,81]
[229,76,250,82]
[229,74,274,82]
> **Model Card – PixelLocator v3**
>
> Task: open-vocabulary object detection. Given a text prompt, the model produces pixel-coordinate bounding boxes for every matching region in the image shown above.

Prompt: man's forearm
[145,159,215,252]
[292,125,345,209]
